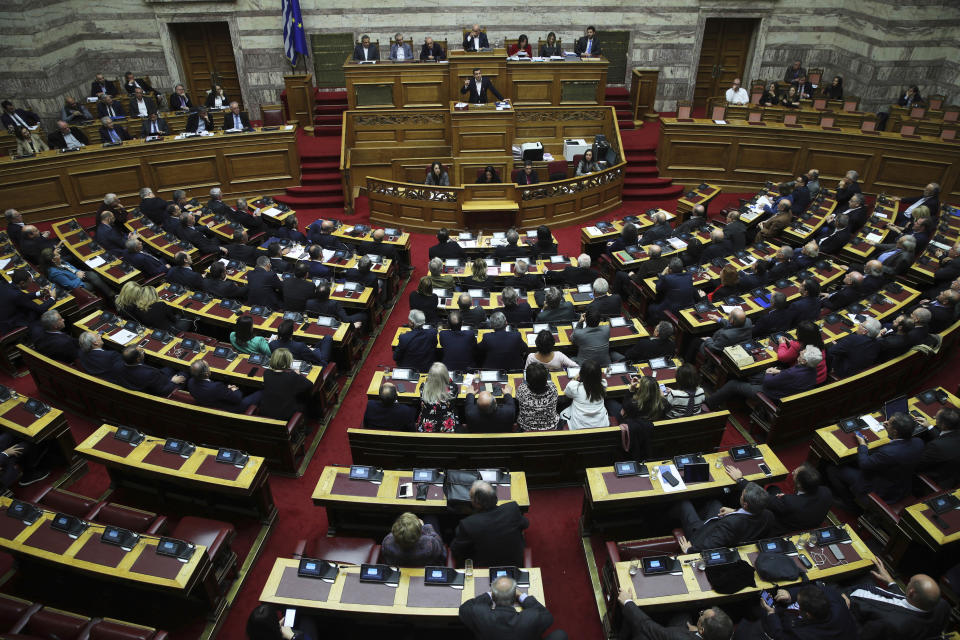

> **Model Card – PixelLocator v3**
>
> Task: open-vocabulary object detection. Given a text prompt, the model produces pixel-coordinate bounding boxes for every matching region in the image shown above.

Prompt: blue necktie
[110,129,120,143]
[235,115,241,129]
[586,39,592,54]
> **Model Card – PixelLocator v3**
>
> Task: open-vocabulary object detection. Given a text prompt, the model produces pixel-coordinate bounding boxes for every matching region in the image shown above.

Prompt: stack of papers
[261,207,281,217]
[286,246,305,260]
[666,237,688,250]
[85,256,107,268]
[864,232,884,244]
[111,329,139,345]
[585,226,602,236]
[860,415,884,433]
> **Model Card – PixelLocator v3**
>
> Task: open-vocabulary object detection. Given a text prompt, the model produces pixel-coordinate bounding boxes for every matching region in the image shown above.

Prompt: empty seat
[260,104,284,127]
[22,607,93,640]
[547,160,568,181]
[89,617,166,640]
[171,516,235,565]
[38,488,97,519]
[88,502,167,535]
[294,536,380,566]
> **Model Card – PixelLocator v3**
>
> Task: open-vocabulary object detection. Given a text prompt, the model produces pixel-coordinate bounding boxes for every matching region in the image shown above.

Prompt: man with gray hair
[495,228,528,260]
[33,310,79,363]
[624,320,676,361]
[873,234,916,276]
[676,480,773,552]
[4,208,24,246]
[246,254,283,308]
[98,192,128,227]
[478,311,526,370]
[587,276,622,317]
[77,331,124,382]
[701,306,752,354]
[640,212,672,245]
[806,168,821,197]
[701,227,733,262]
[138,187,169,226]
[497,285,534,324]
[427,256,455,290]
[552,253,598,287]
[835,169,861,210]
[460,574,566,640]
[123,236,168,276]
[452,479,530,568]
[705,344,820,409]
[98,115,131,144]
[827,317,881,378]
[393,308,438,373]
[222,101,251,131]
[506,258,541,291]
[536,286,576,323]
[458,292,488,328]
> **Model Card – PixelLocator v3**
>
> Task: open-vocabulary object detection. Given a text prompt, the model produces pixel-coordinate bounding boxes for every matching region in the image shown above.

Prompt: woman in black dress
[759,82,780,106]
[539,32,561,57]
[408,276,440,325]
[260,348,314,420]
[477,165,500,184]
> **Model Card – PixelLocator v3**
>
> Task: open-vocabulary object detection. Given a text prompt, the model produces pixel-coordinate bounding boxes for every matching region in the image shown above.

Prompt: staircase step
[605,87,629,99]
[301,160,340,171]
[606,99,630,109]
[622,141,658,152]
[297,180,341,192]
[276,192,344,206]
[313,115,342,126]
[626,152,657,164]
[625,176,672,187]
[623,185,684,199]
[314,104,346,115]
[618,120,635,130]
[625,165,659,176]
[312,125,342,136]
[314,90,347,103]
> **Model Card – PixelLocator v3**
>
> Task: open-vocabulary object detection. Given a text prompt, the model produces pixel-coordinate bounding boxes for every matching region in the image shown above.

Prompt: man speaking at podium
[461,68,504,104]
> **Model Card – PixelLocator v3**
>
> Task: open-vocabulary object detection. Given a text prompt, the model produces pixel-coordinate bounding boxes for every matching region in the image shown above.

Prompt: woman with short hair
[380,512,447,566]
[517,361,559,431]
[525,329,577,371]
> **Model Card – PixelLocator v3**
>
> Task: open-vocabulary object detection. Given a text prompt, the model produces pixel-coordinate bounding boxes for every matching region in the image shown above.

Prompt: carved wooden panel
[71,163,145,203]
[735,144,799,176]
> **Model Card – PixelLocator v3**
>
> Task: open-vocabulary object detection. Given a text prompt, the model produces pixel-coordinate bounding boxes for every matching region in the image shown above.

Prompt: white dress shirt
[725,87,749,104]
[134,99,149,117]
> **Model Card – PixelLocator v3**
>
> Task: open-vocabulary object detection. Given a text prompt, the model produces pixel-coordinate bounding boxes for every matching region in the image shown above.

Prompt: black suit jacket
[640,223,672,245]
[225,243,262,266]
[125,250,167,277]
[855,438,924,503]
[203,277,247,300]
[919,430,960,488]
[128,96,157,117]
[0,282,54,334]
[494,244,530,261]
[701,239,733,263]
[33,331,79,363]
[119,363,176,397]
[819,227,851,255]
[428,241,466,261]
[259,369,313,420]
[419,42,445,60]
[140,118,170,137]
[724,221,747,251]
[828,333,879,377]
[847,583,950,640]
[460,306,488,328]
[394,327,439,373]
[178,225,220,255]
[185,113,215,133]
[462,32,490,50]
[574,35,601,55]
[621,601,697,639]
[464,392,516,433]
[877,332,910,361]
[139,197,169,225]
[95,223,126,253]
[123,78,154,95]
[222,111,252,130]
[246,268,283,308]
[48,127,90,150]
[187,377,244,412]
[451,502,528,567]
[169,92,194,111]
[96,101,126,119]
[78,348,124,383]
[439,329,477,371]
[554,265,598,287]
[90,80,117,97]
[752,307,795,337]
[281,278,317,312]
[588,293,622,317]
[766,485,833,535]
[688,509,774,551]
[363,400,417,431]
[459,593,552,640]
[790,185,811,214]
[500,302,535,325]
[823,284,863,311]
[99,125,131,143]
[788,296,822,323]
[624,337,676,362]
[353,43,380,61]
[478,329,527,371]
[835,182,862,211]
[1,108,39,129]
[460,77,503,103]
[166,266,204,290]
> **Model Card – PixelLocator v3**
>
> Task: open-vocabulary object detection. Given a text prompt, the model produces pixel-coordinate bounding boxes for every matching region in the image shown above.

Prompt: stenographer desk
[0,127,301,224]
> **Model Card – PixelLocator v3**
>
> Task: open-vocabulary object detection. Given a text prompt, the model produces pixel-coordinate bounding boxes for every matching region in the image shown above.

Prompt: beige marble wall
[1,0,957,126]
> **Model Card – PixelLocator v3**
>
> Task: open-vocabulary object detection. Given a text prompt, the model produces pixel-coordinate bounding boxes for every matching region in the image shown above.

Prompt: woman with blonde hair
[416,362,459,432]
[259,347,313,420]
[463,257,489,290]
[115,281,143,319]
[380,512,446,566]
[132,284,179,331]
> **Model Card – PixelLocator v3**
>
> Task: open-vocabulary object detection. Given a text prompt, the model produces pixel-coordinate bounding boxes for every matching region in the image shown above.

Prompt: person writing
[539,32,562,57]
[508,34,532,57]
[461,68,504,104]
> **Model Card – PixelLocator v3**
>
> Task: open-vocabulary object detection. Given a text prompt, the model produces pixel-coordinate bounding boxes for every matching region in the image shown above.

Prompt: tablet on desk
[729,445,760,461]
[641,556,676,575]
[615,461,646,477]
[701,548,739,567]
[682,462,709,483]
[480,370,500,383]
[349,465,375,480]
[412,468,440,483]
[926,494,960,515]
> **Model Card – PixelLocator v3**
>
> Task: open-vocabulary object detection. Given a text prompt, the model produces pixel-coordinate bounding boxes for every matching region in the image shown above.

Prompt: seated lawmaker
[705,345,821,409]
[140,112,170,137]
[464,388,516,433]
[167,251,204,290]
[96,95,125,119]
[457,292,487,328]
[128,87,156,118]
[259,348,314,420]
[517,160,538,185]
[428,227,465,261]
[517,361,559,432]
[427,257,456,290]
[587,278,622,317]
[536,287,577,323]
[48,120,89,150]
[381,513,446,567]
[202,261,248,300]
[539,32,562,57]
[231,314,271,356]
[364,382,417,431]
[246,255,283,308]
[575,148,601,176]
[308,282,366,329]
[1,100,38,130]
[476,165,501,183]
[759,200,792,240]
[451,479,528,567]
[177,212,225,256]
[19,224,56,264]
[89,73,117,98]
[420,37,445,61]
[756,583,857,639]
[478,312,526,370]
[494,228,530,261]
[353,34,379,62]
[607,222,640,256]
[389,32,413,61]
[916,407,960,489]
[507,34,532,57]
[725,77,749,104]
[281,262,319,312]
[38,246,114,302]
[394,309,438,373]
[822,269,864,310]
[462,24,489,51]
[845,562,949,640]
[639,213,672,245]
[185,106,215,134]
[571,307,610,366]
[187,360,260,412]
[826,412,923,507]
[528,225,557,257]
[13,125,47,156]
[759,82,780,106]
[663,363,705,419]
[169,84,194,112]
[734,462,832,535]
[461,68,503,104]
[574,25,600,56]
[623,320,676,362]
[439,311,476,372]
[95,210,129,253]
[775,320,828,384]
[551,253,598,287]
[0,434,49,489]
[119,346,185,396]
[561,359,608,429]
[498,286,534,324]
[0,271,55,336]
[60,97,92,124]
[270,317,333,365]
[618,594,731,640]
[78,331,124,382]
[425,161,450,186]
[462,257,491,291]
[409,276,440,326]
[676,481,773,553]
[701,307,752,354]
[461,577,566,640]
[416,362,460,433]
[827,317,881,378]
[505,259,541,292]
[223,102,252,131]
[99,116,131,144]
[33,310,79,363]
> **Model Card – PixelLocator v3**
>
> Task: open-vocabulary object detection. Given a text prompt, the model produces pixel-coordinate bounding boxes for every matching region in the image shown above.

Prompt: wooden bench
[20,345,308,475]
[347,409,731,488]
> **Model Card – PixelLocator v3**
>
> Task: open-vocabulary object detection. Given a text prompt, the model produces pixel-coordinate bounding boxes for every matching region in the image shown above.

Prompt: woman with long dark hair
[477,165,501,184]
[508,34,532,57]
[561,358,608,429]
[575,148,601,176]
[824,76,843,100]
[517,361,559,431]
[424,161,449,186]
[231,314,271,355]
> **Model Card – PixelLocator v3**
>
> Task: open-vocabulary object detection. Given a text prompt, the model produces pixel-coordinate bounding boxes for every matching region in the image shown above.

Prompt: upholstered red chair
[510,169,522,183]
[69,286,103,317]
[21,607,94,640]
[38,488,98,519]
[547,160,568,181]
[294,536,380,566]
[572,154,583,170]
[171,516,236,572]
[0,594,39,633]
[260,104,284,127]
[607,536,680,563]
[89,618,167,640]
[464,548,533,569]
[88,502,167,535]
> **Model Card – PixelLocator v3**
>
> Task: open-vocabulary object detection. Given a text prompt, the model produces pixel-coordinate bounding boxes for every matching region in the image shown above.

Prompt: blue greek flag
[282,0,308,66]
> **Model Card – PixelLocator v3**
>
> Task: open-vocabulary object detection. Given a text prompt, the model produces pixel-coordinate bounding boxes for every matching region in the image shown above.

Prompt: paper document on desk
[111,329,139,345]
[860,414,884,433]
[284,125,295,130]
[756,196,773,209]
[224,127,242,133]
[84,256,107,268]
[461,240,477,248]
[454,102,468,108]
[286,246,305,260]
[261,207,281,217]
[667,237,688,250]
[321,249,336,262]
[657,465,687,492]
[585,226,602,236]
[525,333,538,347]
[931,241,951,252]
[0,258,10,270]
[720,305,743,314]
[864,232,884,244]
[713,120,727,125]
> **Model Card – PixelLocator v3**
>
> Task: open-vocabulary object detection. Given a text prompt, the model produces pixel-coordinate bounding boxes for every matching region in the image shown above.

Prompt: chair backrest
[677,102,692,119]
[928,94,946,110]
[910,106,927,119]
[941,126,957,141]
[260,103,284,126]
[711,105,726,121]
[820,113,835,128]
[39,488,97,518]
[572,153,583,169]
[783,113,798,125]
[356,39,380,48]
[861,117,877,132]
[842,97,859,112]
[510,168,522,183]
[812,97,827,110]
[943,107,959,122]
[807,68,823,86]
[538,37,562,47]
[900,120,917,136]
[547,159,568,180]
[748,109,762,123]
[750,89,763,105]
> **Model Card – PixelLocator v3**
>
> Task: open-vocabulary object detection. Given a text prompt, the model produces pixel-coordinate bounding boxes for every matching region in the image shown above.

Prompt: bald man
[451,480,528,568]
[701,307,752,354]
[459,575,565,640]
[464,388,516,433]
[463,24,489,51]
[823,270,866,310]
[845,559,949,640]
[18,225,56,265]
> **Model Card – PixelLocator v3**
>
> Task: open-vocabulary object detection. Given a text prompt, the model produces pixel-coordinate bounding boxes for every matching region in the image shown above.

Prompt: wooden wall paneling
[733,143,800,178]
[0,175,71,219]
[69,163,146,205]
[871,156,953,194]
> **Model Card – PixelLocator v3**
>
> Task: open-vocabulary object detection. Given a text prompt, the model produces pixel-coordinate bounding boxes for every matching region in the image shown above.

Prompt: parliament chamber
[3,6,960,640]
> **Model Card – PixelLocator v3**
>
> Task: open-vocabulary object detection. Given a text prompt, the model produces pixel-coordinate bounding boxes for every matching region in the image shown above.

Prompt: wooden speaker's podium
[450,99,515,156]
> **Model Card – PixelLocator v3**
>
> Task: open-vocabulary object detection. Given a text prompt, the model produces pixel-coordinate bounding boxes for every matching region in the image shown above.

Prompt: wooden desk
[611,225,718,271]
[580,210,676,255]
[906,203,960,286]
[899,489,960,551]
[1,127,301,224]
[312,466,529,537]
[0,391,77,472]
[221,266,375,310]
[261,560,544,623]
[583,445,788,537]
[842,198,899,262]
[76,424,276,523]
[0,244,79,317]
[610,525,872,612]
[676,183,721,219]
[52,218,141,288]
[657,117,960,199]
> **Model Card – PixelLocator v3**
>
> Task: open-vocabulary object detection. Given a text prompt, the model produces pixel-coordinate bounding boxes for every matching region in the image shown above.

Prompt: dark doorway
[171,22,242,109]
[693,18,758,107]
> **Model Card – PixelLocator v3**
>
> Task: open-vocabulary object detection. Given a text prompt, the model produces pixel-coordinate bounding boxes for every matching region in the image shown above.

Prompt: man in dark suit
[1,100,39,130]
[550,254,599,287]
[363,382,417,431]
[790,175,812,214]
[353,35,380,61]
[516,160,538,185]
[617,594,731,640]
[140,112,170,137]
[827,412,923,507]
[308,283,366,328]
[758,583,857,640]
[48,120,90,150]
[185,106,215,134]
[626,244,669,287]
[896,182,940,227]
[836,193,868,234]
[460,68,504,104]
[99,117,131,144]
[623,321,676,362]
[363,229,398,262]
[96,95,125,119]
[281,262,318,312]
[822,270,864,311]
[723,210,747,252]
[706,345,821,409]
[497,287,535,325]
[478,312,526,371]
[187,360,259,412]
[429,228,467,261]
[675,205,707,235]
[306,219,340,249]
[494,229,530,261]
[344,255,379,298]
[505,260,542,292]
[77,331,124,383]
[177,213,224,256]
[846,564,949,640]
[877,316,914,361]
[676,481,774,552]
[732,463,831,535]
[462,24,489,51]
[788,279,822,324]
[648,258,698,322]
[451,480,528,567]
[202,261,247,300]
[169,84,194,112]
[33,310,79,363]
[574,26,601,56]
[121,237,166,277]
[834,170,862,211]
[122,72,159,99]
[0,272,55,335]
[639,213,672,245]
[460,576,565,640]
[457,293,488,328]
[818,212,851,255]
[700,228,733,263]
[587,278,622,317]
[246,256,283,308]
[95,211,129,253]
[767,245,799,281]
[419,37,445,61]
[439,311,476,372]
[269,319,332,366]
[860,260,886,295]
[536,287,577,323]
[752,292,794,336]
[119,346,185,397]
[394,309,438,373]
[873,234,916,277]
[18,225,56,265]
[701,307,752,354]
[923,289,959,332]
[222,102,252,130]
[89,73,117,98]
[828,317,881,377]
[128,88,157,118]
[137,187,168,225]
[224,197,264,233]
[4,209,23,246]
[464,390,516,433]
[166,252,204,290]
[917,407,960,488]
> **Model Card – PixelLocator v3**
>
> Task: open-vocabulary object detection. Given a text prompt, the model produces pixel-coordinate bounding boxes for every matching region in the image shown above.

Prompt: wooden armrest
[146,514,168,536]
[605,540,622,564]
[523,547,533,567]
[320,362,337,384]
[244,404,258,416]
[754,391,779,412]
[286,411,304,435]
[917,474,942,494]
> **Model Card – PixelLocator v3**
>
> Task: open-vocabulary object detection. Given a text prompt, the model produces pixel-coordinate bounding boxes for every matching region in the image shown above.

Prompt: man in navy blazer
[0,272,55,335]
[752,292,794,337]
[823,270,865,311]
[917,407,960,488]
[460,68,503,104]
[827,317,881,378]
[789,279,822,323]
[587,278,622,317]
[33,310,79,363]
[187,360,259,412]
[98,117,131,144]
[827,412,923,506]
[363,382,416,431]
[246,256,283,308]
[393,309,438,373]
[730,462,832,535]
[78,331,124,383]
[439,311,477,372]
[477,312,526,371]
[462,25,489,51]
[119,346,185,397]
[845,563,949,640]
[818,213,852,255]
[648,258,698,322]
[123,237,168,276]
[95,211,129,253]
[166,252,204,290]
[464,390,516,433]
[497,287,535,324]
[676,481,774,552]
[268,319,332,366]
[353,35,380,61]
[789,175,811,214]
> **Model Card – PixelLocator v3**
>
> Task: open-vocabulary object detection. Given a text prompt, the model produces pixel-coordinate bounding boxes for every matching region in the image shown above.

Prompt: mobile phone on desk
[758,463,771,476]
[398,482,413,498]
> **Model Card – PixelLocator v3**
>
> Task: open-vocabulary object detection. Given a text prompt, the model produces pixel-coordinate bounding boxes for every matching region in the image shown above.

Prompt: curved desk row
[657,117,960,200]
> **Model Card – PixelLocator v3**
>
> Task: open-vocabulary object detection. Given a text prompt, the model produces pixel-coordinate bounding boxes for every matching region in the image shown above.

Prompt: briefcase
[443,469,481,510]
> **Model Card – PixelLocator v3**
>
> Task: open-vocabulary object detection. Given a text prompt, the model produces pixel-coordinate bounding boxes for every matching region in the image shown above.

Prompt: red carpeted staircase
[312,89,348,136]
[620,127,684,201]
[605,86,634,131]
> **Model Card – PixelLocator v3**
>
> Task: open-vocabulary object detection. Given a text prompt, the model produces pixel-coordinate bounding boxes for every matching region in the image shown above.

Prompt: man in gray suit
[571,307,611,366]
[389,33,413,61]
[701,307,753,354]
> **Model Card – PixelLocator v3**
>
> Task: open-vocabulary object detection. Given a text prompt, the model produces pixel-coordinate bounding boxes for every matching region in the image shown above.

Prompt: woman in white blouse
[205,84,229,109]
[560,358,608,429]
[525,329,576,371]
